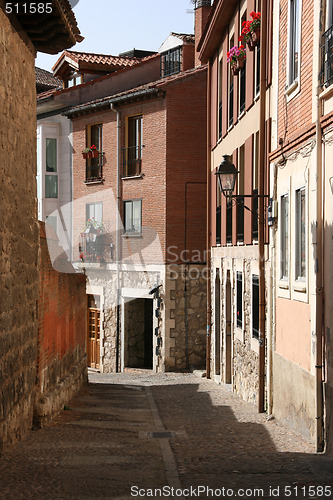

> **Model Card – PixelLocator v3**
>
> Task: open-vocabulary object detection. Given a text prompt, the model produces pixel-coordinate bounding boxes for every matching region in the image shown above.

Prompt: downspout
[110,103,122,372]
[206,58,212,379]
[258,0,268,413]
[315,86,325,452]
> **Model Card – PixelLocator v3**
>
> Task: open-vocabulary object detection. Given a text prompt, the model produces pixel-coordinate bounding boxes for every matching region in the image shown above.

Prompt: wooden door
[87,295,100,369]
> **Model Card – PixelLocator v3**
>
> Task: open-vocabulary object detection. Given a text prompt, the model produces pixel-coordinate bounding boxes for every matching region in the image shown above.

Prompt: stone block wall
[0,10,39,453]
[166,264,207,371]
[34,223,87,427]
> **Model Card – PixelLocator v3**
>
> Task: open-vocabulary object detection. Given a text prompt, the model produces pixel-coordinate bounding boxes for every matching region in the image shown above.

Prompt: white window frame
[286,0,302,100]
[280,192,290,282]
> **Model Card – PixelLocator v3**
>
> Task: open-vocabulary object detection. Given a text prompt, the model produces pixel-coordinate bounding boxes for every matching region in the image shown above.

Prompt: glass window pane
[45,175,58,198]
[281,194,289,278]
[46,138,57,172]
[125,201,132,232]
[296,188,306,279]
[133,200,142,233]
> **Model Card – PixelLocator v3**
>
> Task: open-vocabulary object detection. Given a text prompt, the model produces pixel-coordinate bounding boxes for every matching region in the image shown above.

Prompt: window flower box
[227,45,246,76]
[239,12,261,52]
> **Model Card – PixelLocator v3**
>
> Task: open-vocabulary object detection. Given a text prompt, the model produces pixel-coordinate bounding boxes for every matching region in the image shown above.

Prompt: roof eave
[198,0,239,63]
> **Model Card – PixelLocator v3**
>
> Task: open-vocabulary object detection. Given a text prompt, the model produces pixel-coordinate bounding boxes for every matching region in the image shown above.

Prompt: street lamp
[215,154,239,197]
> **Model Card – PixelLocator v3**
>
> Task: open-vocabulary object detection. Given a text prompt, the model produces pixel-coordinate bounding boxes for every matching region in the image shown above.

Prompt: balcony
[122,146,142,177]
[321,25,333,87]
[79,231,113,264]
[85,153,104,183]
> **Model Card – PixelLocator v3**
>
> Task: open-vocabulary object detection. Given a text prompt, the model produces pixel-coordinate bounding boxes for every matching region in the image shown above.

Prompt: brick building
[0,2,82,452]
[198,0,274,410]
[269,0,333,452]
[46,17,208,373]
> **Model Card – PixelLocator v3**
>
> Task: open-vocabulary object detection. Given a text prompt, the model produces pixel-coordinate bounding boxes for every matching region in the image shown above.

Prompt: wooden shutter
[246,0,255,110]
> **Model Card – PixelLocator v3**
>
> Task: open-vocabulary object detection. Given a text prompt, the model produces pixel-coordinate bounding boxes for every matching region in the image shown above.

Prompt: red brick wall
[166,68,207,263]
[277,0,314,143]
[182,44,195,72]
[37,222,87,403]
[72,98,167,264]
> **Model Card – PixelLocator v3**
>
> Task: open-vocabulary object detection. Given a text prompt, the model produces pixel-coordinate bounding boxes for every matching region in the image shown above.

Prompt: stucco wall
[273,353,316,443]
[34,223,87,427]
[0,11,39,453]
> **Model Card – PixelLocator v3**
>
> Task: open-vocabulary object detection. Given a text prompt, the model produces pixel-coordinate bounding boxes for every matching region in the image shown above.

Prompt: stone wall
[166,264,207,371]
[0,11,39,453]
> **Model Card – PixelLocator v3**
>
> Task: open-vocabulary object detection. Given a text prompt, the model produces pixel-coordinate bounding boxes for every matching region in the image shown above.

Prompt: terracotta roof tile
[61,50,140,68]
[35,67,62,88]
[170,32,195,43]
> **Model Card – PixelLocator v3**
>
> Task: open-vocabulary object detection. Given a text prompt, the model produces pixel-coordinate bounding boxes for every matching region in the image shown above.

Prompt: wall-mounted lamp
[215,155,239,197]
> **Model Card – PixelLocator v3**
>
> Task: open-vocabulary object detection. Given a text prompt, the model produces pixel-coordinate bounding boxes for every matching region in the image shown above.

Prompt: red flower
[238,35,243,42]
[239,44,244,49]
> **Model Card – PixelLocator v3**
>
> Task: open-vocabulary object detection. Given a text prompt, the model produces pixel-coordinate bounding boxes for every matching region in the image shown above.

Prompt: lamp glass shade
[215,155,239,196]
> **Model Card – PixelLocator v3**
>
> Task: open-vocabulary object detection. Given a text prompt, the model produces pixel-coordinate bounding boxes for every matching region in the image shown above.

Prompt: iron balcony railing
[321,25,333,87]
[122,146,142,177]
[79,233,114,264]
[85,152,104,183]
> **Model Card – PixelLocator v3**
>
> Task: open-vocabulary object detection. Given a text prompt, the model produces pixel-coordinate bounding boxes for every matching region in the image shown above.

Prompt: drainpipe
[110,103,122,372]
[258,0,267,413]
[315,86,325,452]
[206,58,212,379]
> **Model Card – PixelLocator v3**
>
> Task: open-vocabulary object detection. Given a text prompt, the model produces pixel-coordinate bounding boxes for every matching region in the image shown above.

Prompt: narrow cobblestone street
[0,371,332,500]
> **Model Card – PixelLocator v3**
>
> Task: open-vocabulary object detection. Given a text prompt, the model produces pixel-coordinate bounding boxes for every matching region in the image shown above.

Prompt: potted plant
[82,147,91,159]
[89,144,99,159]
[249,11,261,44]
[227,45,246,75]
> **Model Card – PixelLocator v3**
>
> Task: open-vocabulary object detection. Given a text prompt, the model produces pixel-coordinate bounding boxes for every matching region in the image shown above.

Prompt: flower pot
[82,152,88,159]
[252,28,260,43]
[237,57,245,69]
[90,150,99,159]
[231,63,240,76]
[246,37,255,51]
[87,151,93,159]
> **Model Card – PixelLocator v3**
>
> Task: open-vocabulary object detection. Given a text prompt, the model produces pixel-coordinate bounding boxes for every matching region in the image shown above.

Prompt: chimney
[195,0,211,67]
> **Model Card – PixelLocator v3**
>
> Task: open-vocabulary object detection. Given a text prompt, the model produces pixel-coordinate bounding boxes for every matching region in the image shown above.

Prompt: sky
[35,0,195,72]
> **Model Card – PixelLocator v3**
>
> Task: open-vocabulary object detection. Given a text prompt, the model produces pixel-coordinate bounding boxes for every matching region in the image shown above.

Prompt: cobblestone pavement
[0,370,332,500]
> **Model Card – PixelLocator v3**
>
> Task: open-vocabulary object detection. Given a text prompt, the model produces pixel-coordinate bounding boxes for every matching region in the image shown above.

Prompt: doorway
[225,271,232,384]
[215,269,221,376]
[124,297,153,369]
[87,294,100,369]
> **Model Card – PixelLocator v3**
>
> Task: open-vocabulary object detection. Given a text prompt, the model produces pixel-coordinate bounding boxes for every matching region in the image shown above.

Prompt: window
[280,194,289,279]
[288,0,300,86]
[321,0,333,87]
[86,124,103,182]
[226,199,232,244]
[65,71,82,88]
[253,132,259,241]
[86,202,103,225]
[161,47,181,77]
[237,145,245,242]
[252,275,259,339]
[228,36,234,129]
[239,12,246,114]
[218,59,223,140]
[45,138,58,198]
[124,199,142,234]
[216,180,221,245]
[236,272,243,329]
[255,0,261,96]
[295,187,306,280]
[124,116,142,177]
